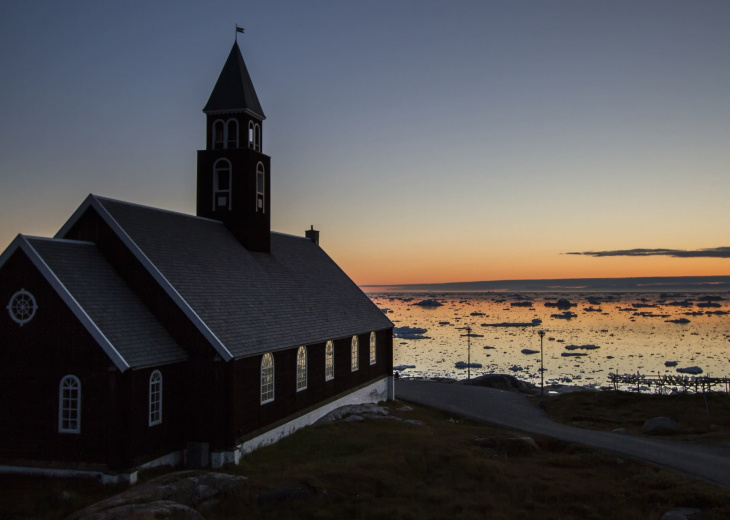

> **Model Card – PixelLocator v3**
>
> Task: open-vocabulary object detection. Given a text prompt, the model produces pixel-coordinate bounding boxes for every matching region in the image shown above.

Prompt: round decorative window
[7,289,37,326]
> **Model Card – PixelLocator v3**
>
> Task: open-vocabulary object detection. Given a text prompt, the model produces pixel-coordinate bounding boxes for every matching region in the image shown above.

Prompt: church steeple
[203,41,265,119]
[196,40,271,253]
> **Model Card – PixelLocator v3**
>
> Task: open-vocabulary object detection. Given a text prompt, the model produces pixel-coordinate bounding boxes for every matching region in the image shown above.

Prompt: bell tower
[197,39,271,253]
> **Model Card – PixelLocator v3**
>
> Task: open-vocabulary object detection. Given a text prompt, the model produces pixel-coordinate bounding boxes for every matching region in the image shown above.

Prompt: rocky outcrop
[462,374,537,394]
[65,471,246,520]
[642,417,681,435]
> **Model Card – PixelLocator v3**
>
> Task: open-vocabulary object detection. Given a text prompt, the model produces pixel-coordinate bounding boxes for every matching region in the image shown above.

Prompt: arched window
[59,375,81,433]
[248,121,255,149]
[226,119,238,148]
[256,162,265,213]
[351,335,359,372]
[261,353,274,404]
[149,370,162,426]
[325,340,334,381]
[254,123,261,152]
[296,346,307,391]
[213,120,225,150]
[370,331,377,365]
[213,159,232,210]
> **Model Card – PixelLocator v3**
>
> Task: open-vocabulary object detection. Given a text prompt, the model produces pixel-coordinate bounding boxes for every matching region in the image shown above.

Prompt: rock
[71,500,205,520]
[344,414,365,422]
[643,417,681,435]
[258,482,322,506]
[66,471,246,520]
[472,436,540,456]
[661,508,701,520]
[612,428,631,435]
[316,403,389,424]
[462,374,537,394]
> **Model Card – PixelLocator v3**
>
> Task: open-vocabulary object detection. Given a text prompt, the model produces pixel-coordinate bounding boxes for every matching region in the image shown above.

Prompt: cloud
[565,247,730,258]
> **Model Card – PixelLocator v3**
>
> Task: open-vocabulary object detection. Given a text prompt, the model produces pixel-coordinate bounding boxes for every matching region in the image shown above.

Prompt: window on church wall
[226,119,238,148]
[261,353,274,404]
[213,120,225,150]
[370,331,377,365]
[351,336,359,372]
[248,121,254,149]
[213,159,232,211]
[149,370,162,426]
[325,340,334,381]
[59,375,81,434]
[256,162,265,213]
[296,346,307,391]
[254,123,261,152]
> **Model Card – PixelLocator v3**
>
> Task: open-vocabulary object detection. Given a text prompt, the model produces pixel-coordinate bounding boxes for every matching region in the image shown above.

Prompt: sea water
[368,292,730,389]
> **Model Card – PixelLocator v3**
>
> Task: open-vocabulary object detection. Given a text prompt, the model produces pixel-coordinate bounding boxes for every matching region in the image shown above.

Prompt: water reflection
[370,292,730,389]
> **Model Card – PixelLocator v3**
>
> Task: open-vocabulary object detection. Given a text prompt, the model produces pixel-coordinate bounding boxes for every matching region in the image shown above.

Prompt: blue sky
[1,1,729,284]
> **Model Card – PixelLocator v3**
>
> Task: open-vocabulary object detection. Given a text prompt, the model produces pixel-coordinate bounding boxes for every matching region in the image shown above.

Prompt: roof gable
[62,196,392,359]
[56,195,234,362]
[1,235,187,371]
[203,41,265,118]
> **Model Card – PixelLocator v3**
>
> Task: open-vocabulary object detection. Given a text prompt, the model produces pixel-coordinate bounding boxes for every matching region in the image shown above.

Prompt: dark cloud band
[566,247,730,258]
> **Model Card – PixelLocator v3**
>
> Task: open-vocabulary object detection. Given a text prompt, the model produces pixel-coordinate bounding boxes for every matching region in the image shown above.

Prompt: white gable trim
[5,236,131,372]
[56,195,234,362]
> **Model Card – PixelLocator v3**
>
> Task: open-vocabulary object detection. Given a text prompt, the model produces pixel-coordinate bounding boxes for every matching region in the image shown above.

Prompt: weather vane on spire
[235,24,244,42]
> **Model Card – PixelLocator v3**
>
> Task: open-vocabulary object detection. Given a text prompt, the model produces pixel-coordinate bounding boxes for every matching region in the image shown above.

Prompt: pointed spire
[203,41,265,119]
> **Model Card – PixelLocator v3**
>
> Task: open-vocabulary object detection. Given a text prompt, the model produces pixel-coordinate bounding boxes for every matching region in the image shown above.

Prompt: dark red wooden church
[0,40,393,484]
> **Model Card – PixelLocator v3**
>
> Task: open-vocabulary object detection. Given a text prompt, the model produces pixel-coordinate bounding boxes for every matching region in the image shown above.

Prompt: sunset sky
[1,1,728,285]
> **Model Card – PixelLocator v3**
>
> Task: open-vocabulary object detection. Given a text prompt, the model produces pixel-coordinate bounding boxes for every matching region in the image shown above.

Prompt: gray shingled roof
[203,41,265,118]
[96,197,393,359]
[27,237,188,369]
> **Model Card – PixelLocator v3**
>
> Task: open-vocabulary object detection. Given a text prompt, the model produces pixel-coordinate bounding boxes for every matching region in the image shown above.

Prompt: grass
[3,398,730,519]
[538,390,730,442]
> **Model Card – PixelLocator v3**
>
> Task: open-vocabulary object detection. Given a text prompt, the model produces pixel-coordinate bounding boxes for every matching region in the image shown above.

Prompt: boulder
[257,482,323,506]
[315,403,389,424]
[66,471,246,520]
[472,436,540,456]
[643,417,681,435]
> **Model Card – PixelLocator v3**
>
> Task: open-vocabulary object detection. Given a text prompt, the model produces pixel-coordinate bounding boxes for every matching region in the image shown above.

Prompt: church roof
[10,236,188,371]
[203,41,265,119]
[57,196,392,361]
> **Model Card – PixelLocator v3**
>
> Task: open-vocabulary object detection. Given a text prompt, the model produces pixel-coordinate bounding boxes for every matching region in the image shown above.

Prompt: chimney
[305,225,319,245]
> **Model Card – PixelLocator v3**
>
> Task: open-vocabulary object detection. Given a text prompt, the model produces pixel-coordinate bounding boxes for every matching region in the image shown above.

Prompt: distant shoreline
[361,275,730,293]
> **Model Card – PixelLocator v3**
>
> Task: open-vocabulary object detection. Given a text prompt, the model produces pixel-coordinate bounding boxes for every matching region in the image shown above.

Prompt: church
[0,39,394,484]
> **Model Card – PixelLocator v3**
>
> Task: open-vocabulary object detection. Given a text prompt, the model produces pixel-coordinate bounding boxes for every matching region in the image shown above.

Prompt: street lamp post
[538,330,546,398]
[459,326,473,381]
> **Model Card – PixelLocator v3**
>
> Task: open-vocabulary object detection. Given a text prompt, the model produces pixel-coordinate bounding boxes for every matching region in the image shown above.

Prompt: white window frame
[213,119,225,149]
[261,353,275,404]
[256,162,265,213]
[149,370,162,426]
[370,331,377,365]
[58,375,81,434]
[7,288,37,326]
[213,158,232,211]
[296,346,307,391]
[248,121,255,149]
[351,335,359,372]
[254,123,261,152]
[325,340,334,381]
[226,118,239,148]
